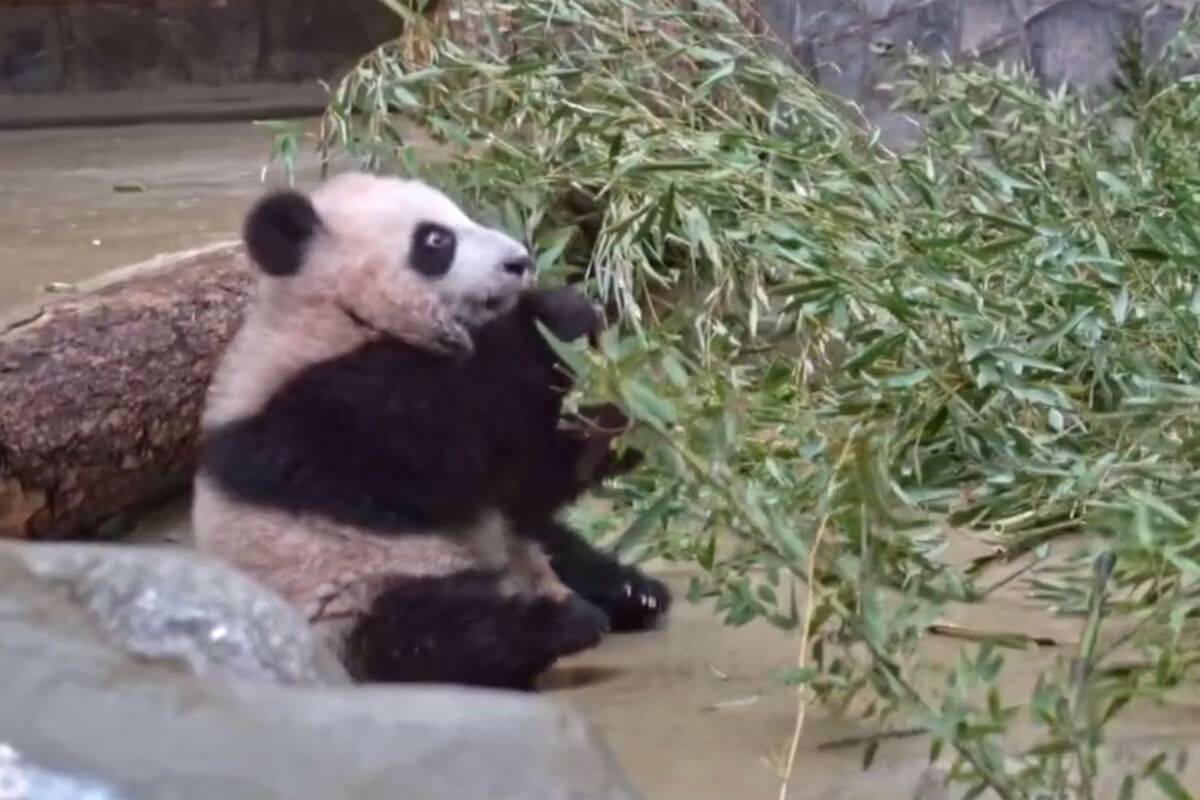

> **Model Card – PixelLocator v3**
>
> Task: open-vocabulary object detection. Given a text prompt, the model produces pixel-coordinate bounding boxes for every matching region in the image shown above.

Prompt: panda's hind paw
[524,593,608,658]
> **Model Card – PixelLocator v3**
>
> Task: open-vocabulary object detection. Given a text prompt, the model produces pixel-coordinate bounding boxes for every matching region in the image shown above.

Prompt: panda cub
[193,172,669,690]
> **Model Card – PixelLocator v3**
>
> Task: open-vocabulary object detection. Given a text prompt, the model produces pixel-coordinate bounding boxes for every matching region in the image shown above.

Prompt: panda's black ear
[525,286,603,343]
[243,190,322,277]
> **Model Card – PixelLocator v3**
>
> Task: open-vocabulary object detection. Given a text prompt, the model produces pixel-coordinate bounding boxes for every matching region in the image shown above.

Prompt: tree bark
[0,242,253,540]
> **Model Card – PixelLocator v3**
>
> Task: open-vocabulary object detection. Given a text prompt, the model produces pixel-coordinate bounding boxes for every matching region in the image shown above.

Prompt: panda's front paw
[605,568,672,632]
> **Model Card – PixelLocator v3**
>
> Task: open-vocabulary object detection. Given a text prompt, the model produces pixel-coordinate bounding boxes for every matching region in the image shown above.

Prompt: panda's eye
[422,227,453,249]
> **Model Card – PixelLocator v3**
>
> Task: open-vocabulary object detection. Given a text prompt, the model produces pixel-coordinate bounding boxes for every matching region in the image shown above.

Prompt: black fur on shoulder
[199,286,619,534]
[243,190,322,277]
[342,569,609,690]
[201,339,495,533]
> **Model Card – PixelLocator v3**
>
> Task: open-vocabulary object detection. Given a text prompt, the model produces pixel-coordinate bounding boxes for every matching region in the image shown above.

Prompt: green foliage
[300,1,1200,795]
[254,119,305,186]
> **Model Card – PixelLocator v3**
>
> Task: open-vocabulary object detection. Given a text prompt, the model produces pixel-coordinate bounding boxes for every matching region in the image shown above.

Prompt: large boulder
[0,542,641,800]
[1,541,348,686]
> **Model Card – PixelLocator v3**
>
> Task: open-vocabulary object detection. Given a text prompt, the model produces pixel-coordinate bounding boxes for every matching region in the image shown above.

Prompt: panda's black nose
[503,255,532,277]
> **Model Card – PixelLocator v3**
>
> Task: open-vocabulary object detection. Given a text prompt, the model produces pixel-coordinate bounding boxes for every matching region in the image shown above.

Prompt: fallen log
[0,242,253,540]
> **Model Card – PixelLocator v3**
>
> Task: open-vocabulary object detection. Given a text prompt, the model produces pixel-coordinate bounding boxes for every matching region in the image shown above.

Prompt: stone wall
[0,0,403,93]
[761,0,1192,103]
[0,1,1191,98]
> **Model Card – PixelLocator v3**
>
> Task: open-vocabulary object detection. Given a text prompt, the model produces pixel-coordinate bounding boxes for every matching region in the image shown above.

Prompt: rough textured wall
[0,1,1191,97]
[760,0,1191,102]
[0,0,404,93]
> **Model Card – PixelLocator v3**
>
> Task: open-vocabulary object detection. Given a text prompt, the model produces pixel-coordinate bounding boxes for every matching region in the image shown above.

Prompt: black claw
[605,568,672,633]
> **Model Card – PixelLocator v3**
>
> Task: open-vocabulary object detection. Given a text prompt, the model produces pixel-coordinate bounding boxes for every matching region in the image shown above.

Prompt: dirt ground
[4,107,1199,800]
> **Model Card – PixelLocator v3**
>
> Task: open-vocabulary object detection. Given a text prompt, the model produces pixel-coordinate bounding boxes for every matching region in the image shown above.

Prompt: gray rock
[0,743,128,800]
[861,0,902,22]
[0,549,642,800]
[0,541,349,686]
[862,0,959,108]
[873,0,959,58]
[759,0,801,62]
[796,0,869,100]
[867,108,926,153]
[958,0,1021,59]
[1143,4,1200,78]
[1027,0,1140,93]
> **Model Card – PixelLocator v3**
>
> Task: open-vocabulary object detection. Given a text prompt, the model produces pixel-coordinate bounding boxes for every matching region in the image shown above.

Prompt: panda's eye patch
[410,222,458,278]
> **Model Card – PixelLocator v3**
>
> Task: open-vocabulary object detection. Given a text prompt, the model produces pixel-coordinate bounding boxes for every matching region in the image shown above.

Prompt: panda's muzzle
[502,255,533,278]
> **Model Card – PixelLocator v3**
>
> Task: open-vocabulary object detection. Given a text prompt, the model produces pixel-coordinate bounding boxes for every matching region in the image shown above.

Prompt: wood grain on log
[0,242,253,540]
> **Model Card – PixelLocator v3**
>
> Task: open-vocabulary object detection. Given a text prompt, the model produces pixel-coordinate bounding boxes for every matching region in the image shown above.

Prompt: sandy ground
[4,107,1199,799]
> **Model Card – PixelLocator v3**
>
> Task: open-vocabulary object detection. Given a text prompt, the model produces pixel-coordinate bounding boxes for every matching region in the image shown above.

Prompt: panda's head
[243,171,534,358]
